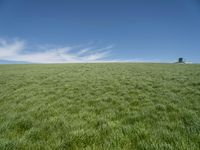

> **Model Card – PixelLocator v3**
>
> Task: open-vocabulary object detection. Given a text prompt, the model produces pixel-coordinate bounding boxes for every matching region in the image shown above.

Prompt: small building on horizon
[176,58,192,64]
[178,58,184,63]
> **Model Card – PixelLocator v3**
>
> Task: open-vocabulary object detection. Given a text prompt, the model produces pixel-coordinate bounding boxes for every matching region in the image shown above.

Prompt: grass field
[0,63,200,149]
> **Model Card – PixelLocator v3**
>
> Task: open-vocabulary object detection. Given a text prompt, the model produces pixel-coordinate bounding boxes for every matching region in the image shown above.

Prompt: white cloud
[0,39,25,57]
[84,51,111,61]
[78,48,91,55]
[0,38,114,63]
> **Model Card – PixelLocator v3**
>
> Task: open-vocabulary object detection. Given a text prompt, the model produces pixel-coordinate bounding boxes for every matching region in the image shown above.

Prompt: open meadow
[0,63,200,149]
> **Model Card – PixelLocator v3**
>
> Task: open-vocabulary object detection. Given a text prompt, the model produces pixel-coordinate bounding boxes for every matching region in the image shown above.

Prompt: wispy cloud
[0,38,114,63]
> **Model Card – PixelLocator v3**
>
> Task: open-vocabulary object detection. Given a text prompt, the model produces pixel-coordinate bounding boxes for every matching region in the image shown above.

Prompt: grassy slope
[0,63,200,150]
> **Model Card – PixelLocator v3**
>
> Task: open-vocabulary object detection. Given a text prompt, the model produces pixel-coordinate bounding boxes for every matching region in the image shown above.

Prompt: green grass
[0,63,200,149]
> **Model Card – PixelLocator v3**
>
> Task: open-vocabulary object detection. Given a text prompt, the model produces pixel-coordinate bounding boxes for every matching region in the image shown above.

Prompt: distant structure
[178,58,184,63]
[174,58,192,64]
[176,57,190,64]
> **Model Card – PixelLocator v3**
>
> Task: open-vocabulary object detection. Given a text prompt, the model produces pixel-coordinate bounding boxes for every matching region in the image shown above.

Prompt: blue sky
[0,0,200,63]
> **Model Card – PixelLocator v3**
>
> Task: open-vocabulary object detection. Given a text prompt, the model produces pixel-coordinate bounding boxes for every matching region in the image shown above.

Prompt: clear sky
[0,0,200,63]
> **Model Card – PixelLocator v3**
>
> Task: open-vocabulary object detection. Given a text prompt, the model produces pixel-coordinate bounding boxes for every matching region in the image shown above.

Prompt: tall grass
[0,63,200,149]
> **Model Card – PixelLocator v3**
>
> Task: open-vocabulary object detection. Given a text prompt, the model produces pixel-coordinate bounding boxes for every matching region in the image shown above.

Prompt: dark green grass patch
[0,63,200,149]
